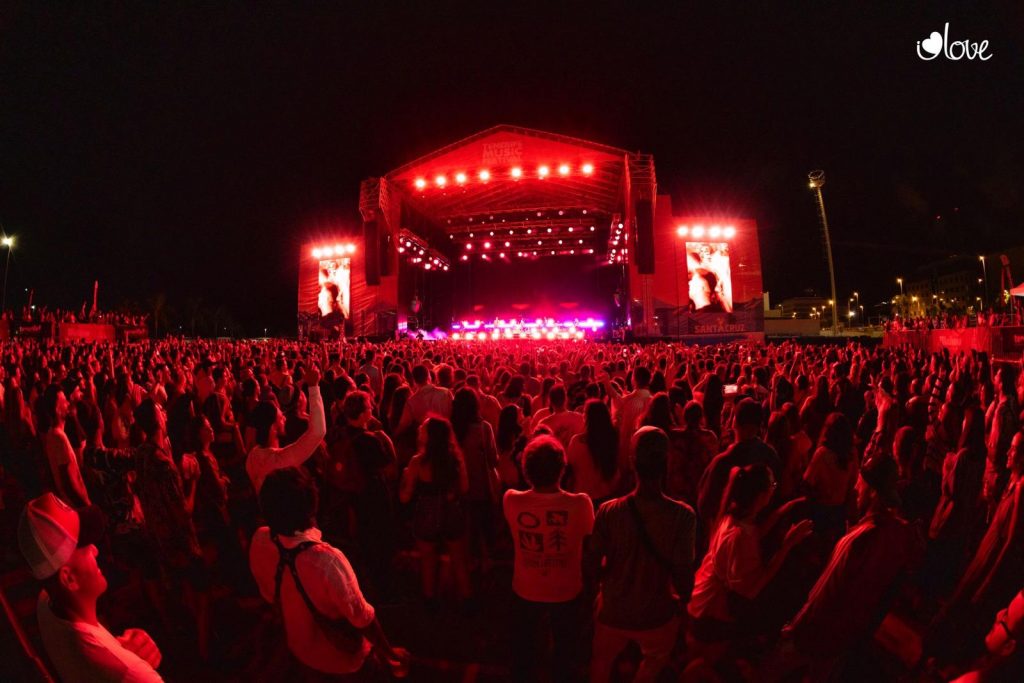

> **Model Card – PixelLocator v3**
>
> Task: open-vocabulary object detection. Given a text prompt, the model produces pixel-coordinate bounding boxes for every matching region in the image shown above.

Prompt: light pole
[979,256,988,310]
[1,236,13,313]
[809,171,838,335]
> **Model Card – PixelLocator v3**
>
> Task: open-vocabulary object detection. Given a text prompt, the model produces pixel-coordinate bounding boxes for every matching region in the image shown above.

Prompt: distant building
[780,296,830,320]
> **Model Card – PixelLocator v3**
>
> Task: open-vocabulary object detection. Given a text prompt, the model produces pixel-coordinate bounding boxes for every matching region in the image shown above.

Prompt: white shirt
[246,386,326,494]
[402,383,453,427]
[249,527,375,675]
[503,489,594,603]
[36,592,163,683]
[539,410,585,449]
[615,388,652,465]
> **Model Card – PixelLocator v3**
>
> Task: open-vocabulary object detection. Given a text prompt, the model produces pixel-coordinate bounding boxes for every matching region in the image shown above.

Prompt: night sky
[1,3,1021,334]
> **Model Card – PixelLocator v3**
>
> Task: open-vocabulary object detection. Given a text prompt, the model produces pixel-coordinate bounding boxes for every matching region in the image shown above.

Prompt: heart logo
[921,31,943,55]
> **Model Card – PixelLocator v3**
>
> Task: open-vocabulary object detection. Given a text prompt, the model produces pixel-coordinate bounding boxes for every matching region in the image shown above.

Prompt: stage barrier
[57,323,117,342]
[883,326,1024,359]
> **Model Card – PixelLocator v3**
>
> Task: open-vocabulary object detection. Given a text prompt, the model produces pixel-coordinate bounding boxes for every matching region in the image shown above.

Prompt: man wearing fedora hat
[18,493,163,682]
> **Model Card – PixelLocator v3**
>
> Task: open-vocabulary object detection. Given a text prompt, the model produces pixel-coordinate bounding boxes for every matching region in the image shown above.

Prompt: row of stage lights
[397,230,451,271]
[460,247,597,261]
[450,317,605,341]
[608,220,626,264]
[414,163,595,190]
[676,224,737,239]
[311,243,357,259]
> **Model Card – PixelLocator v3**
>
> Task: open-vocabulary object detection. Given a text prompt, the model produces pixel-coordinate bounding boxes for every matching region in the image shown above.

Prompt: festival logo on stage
[318,258,351,322]
[686,242,733,313]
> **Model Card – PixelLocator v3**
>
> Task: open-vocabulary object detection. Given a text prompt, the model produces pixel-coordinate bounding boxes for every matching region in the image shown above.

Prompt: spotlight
[323,247,334,257]
[424,263,432,270]
[677,226,689,236]
[537,165,549,178]
[484,241,491,249]
[709,226,721,238]
[478,169,491,181]
[334,244,344,253]
[582,163,594,174]
[435,175,446,187]
[414,178,426,189]
[504,241,510,247]
[723,226,736,238]
[346,243,356,254]
[312,248,322,258]
[455,172,467,184]
[510,167,522,179]
[692,225,705,238]
[558,164,570,175]
[466,243,473,250]
[499,252,505,258]
[461,254,469,261]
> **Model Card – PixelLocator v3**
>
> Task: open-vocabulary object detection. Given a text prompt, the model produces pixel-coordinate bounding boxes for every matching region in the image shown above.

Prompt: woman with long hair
[703,375,725,437]
[450,388,499,571]
[496,403,526,489]
[926,405,990,596]
[688,464,812,661]
[566,399,620,505]
[388,384,416,467]
[399,416,472,612]
[803,411,857,539]
[640,392,674,432]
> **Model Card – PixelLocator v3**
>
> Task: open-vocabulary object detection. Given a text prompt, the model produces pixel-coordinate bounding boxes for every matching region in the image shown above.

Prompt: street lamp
[1,235,13,313]
[979,256,988,310]
[809,171,839,335]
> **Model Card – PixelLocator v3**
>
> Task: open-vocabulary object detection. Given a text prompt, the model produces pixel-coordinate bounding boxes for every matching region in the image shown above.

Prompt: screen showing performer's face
[686,242,733,313]
[317,259,350,319]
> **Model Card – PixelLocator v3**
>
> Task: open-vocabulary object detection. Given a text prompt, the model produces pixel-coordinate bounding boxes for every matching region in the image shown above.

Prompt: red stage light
[692,225,705,237]
[510,166,522,179]
[582,163,594,175]
[526,228,532,234]
[484,241,492,249]
[435,175,447,187]
[312,248,322,258]
[397,246,405,253]
[590,226,595,231]
[322,247,334,257]
[465,243,473,250]
[568,227,573,232]
[537,165,550,178]
[709,225,721,238]
[499,252,505,258]
[677,225,689,236]
[537,240,542,245]
[346,244,356,254]
[461,254,469,261]
[724,225,736,238]
[334,244,344,253]
[478,169,491,181]
[443,265,449,271]
[424,263,432,270]
[558,164,570,176]
[455,172,467,184]
[414,178,426,189]
[504,241,510,247]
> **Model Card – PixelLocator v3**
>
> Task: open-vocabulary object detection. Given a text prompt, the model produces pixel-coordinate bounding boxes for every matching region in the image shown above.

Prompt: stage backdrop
[299,240,390,337]
[634,195,764,337]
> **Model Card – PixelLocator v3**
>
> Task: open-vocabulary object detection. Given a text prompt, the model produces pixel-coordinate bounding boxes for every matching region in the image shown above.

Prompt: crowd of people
[1,336,1023,682]
[1,305,148,327]
[885,309,1023,331]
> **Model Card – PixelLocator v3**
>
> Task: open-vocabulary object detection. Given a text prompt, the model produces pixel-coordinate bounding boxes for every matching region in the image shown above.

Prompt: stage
[299,126,765,342]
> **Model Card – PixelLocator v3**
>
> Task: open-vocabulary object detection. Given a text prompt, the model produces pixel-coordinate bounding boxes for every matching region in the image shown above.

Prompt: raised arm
[270,367,326,470]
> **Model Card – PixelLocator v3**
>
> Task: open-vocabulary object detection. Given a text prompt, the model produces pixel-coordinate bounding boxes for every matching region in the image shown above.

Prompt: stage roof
[362,126,654,263]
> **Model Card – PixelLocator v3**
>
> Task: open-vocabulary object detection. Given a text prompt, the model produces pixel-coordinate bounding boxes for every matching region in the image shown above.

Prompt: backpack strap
[271,534,320,610]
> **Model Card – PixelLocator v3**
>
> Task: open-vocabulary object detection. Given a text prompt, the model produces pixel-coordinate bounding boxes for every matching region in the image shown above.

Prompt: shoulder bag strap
[626,495,674,573]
